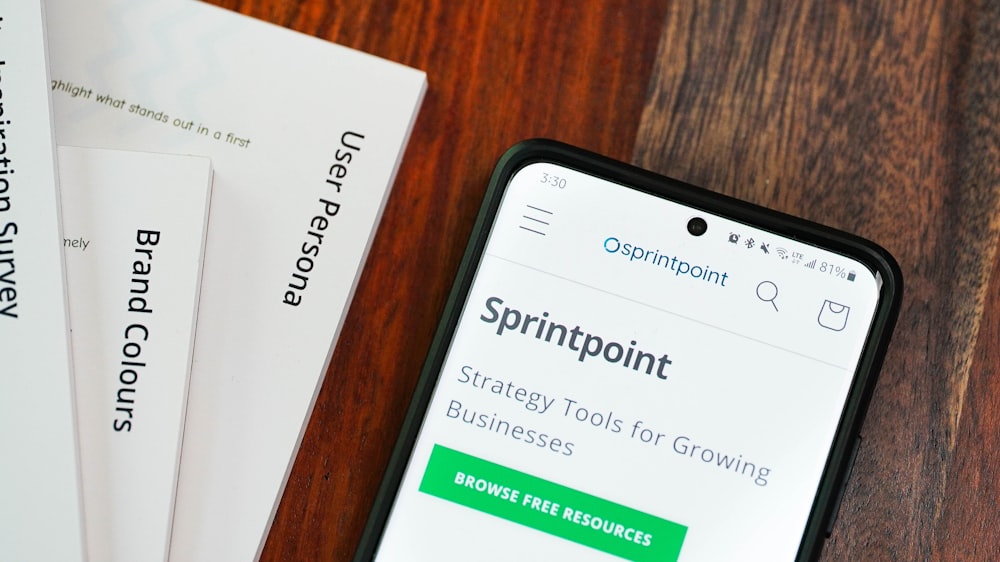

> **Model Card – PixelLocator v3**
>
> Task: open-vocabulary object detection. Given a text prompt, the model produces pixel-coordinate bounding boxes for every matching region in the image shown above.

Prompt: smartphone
[354,139,902,562]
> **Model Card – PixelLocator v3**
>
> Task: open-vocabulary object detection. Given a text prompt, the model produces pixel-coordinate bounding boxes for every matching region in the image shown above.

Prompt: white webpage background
[376,163,879,561]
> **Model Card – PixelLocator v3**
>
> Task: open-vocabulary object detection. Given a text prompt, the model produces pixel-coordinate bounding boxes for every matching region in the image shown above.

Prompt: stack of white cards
[0,1,425,561]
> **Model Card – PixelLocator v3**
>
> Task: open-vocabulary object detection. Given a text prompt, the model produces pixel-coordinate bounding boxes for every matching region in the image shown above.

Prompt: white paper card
[0,4,86,561]
[46,1,426,560]
[59,146,213,562]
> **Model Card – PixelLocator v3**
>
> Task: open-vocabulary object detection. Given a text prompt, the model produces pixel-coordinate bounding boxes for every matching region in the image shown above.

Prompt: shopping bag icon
[818,300,850,331]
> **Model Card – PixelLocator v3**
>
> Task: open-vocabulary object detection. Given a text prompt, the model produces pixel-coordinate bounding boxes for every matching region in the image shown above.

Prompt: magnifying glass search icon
[756,281,779,312]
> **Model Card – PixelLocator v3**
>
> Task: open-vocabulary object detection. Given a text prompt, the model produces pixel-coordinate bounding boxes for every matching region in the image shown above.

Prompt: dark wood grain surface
[204,1,1000,560]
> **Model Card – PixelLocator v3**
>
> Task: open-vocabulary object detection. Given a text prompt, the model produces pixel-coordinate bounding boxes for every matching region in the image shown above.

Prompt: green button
[419,445,687,561]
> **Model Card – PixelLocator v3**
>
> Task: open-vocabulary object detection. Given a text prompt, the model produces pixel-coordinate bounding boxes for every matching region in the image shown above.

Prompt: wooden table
[206,1,1000,560]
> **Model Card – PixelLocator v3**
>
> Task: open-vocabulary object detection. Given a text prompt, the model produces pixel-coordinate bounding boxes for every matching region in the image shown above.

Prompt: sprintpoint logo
[603,237,729,287]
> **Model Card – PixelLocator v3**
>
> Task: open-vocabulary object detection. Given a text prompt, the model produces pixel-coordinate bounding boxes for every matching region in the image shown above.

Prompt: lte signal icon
[804,259,817,269]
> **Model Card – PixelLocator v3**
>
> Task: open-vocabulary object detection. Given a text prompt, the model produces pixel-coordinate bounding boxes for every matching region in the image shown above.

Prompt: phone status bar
[722,230,857,282]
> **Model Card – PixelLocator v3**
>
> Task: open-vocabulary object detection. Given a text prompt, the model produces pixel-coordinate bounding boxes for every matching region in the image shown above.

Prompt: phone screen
[369,152,891,561]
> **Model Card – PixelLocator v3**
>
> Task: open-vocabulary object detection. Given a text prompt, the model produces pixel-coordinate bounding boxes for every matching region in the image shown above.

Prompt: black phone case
[353,139,903,562]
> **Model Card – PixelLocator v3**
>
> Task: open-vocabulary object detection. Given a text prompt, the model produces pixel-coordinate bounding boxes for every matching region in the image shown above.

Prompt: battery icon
[847,271,856,282]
